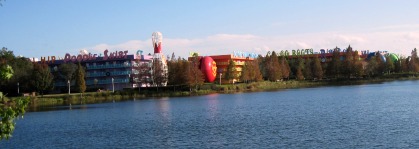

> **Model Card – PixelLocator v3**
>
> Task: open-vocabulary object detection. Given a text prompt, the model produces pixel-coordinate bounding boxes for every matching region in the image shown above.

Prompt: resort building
[188,51,257,83]
[45,50,154,92]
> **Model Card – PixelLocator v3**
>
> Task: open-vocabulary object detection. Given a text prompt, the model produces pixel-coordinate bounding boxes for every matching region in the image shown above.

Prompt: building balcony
[86,71,132,77]
[86,63,132,70]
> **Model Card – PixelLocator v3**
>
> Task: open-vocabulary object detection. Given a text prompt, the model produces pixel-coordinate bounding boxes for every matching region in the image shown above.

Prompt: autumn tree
[241,61,250,83]
[31,63,53,96]
[296,57,304,80]
[265,51,282,81]
[186,56,204,91]
[365,56,378,77]
[408,48,419,73]
[312,57,323,80]
[395,56,408,73]
[241,60,263,83]
[280,56,290,80]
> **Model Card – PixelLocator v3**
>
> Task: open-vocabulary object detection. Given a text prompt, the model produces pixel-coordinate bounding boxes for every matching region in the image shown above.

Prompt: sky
[1,0,419,59]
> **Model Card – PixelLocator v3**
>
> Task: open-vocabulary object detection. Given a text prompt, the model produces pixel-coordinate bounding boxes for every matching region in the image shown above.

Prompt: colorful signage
[63,49,128,63]
[279,49,314,56]
[64,53,97,63]
[233,51,258,58]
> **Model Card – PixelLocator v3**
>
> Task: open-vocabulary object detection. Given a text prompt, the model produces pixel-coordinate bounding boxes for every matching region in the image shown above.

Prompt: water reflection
[156,97,171,125]
[206,94,220,121]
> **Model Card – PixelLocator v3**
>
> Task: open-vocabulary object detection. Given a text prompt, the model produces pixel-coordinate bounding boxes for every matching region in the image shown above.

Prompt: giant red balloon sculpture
[200,56,217,83]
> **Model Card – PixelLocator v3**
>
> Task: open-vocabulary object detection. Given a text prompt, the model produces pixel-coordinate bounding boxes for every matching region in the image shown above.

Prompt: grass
[24,73,419,110]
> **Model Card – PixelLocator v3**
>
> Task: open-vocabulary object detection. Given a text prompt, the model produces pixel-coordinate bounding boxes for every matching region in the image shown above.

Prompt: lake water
[2,80,419,148]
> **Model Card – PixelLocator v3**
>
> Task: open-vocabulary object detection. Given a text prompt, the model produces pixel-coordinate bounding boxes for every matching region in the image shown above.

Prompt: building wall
[189,54,255,83]
[49,54,153,92]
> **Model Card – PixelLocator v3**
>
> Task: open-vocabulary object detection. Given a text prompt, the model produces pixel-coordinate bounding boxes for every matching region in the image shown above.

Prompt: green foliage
[224,58,237,83]
[0,56,30,140]
[0,65,13,80]
[31,63,54,96]
[303,59,312,80]
[326,47,342,78]
[167,56,188,86]
[58,63,77,82]
[366,56,379,77]
[75,62,86,94]
[0,96,29,140]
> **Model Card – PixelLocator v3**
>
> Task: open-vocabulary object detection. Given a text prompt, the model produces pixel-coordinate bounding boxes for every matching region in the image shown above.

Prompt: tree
[31,63,53,96]
[296,57,304,80]
[365,56,378,77]
[0,61,30,140]
[353,50,364,78]
[326,47,342,79]
[75,62,86,96]
[312,57,323,80]
[251,59,263,82]
[8,57,33,95]
[409,48,419,73]
[241,61,251,83]
[385,55,395,74]
[265,51,282,81]
[59,63,77,83]
[151,58,168,88]
[186,56,204,91]
[224,58,237,83]
[241,60,263,83]
[167,55,178,86]
[342,45,355,78]
[280,56,290,80]
[134,60,151,88]
[303,59,313,80]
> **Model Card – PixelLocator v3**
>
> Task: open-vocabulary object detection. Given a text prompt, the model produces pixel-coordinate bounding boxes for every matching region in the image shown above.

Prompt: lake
[2,80,419,148]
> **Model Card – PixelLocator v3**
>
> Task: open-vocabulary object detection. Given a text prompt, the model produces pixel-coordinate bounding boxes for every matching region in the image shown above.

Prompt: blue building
[46,50,153,93]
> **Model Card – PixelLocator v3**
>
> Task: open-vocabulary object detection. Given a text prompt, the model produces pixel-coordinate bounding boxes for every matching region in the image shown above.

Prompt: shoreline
[25,75,419,112]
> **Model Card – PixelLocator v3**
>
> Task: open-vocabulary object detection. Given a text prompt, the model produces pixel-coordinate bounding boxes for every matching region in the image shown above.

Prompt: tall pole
[219,73,222,85]
[68,80,70,95]
[17,82,19,95]
[112,78,114,93]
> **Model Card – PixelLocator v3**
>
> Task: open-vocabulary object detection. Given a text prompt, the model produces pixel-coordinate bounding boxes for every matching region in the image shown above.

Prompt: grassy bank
[24,74,419,111]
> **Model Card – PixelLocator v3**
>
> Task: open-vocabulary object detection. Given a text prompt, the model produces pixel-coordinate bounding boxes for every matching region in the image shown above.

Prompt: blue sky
[1,0,419,59]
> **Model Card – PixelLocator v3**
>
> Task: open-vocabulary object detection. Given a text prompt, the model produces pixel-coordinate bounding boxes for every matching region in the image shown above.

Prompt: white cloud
[80,24,419,58]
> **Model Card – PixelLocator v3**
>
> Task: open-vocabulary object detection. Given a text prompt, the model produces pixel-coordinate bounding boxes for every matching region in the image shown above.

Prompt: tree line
[2,45,419,95]
[165,45,419,89]
[0,47,87,97]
